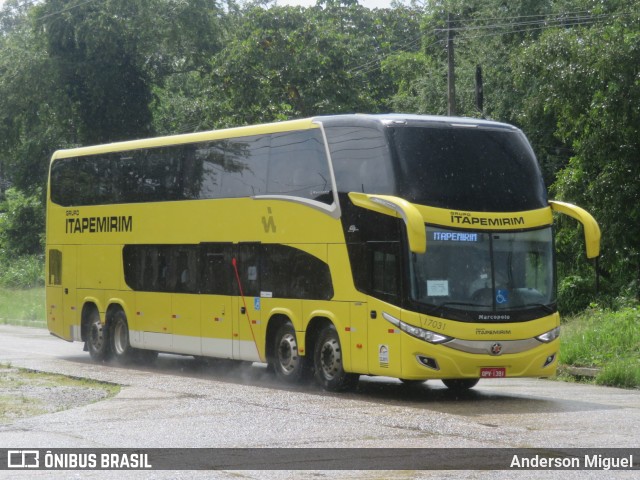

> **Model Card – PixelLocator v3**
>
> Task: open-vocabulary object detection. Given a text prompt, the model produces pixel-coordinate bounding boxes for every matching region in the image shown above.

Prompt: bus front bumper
[400,335,559,380]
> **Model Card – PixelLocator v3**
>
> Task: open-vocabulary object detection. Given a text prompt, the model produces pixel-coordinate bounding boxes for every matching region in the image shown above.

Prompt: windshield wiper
[429,301,555,314]
[435,301,490,310]
[517,303,556,314]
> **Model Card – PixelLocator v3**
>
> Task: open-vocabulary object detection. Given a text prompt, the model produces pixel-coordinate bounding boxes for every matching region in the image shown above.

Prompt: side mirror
[549,200,601,258]
[348,193,426,254]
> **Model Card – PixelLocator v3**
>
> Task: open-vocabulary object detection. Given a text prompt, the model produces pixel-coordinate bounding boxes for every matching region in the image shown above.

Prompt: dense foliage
[0,0,638,307]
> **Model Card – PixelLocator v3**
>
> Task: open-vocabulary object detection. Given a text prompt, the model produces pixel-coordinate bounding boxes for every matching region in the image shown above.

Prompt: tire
[314,324,359,392]
[442,378,479,391]
[86,309,112,362]
[272,322,310,384]
[110,310,136,363]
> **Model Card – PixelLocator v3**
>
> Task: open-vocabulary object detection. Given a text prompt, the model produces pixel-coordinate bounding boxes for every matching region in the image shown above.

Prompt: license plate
[480,367,506,378]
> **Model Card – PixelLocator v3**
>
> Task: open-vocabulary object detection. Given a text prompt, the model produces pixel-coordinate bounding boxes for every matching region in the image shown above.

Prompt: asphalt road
[0,324,638,479]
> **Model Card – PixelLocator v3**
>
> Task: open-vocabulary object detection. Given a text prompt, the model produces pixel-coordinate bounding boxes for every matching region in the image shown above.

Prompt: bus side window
[219,136,269,198]
[237,244,260,297]
[49,249,62,285]
[201,245,235,296]
[324,126,394,195]
[268,130,332,204]
[259,244,334,300]
[369,242,400,302]
[174,248,198,293]
[124,245,190,293]
[117,153,145,203]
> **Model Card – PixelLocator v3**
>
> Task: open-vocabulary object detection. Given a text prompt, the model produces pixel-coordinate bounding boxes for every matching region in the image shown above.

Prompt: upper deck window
[324,126,395,195]
[50,129,332,206]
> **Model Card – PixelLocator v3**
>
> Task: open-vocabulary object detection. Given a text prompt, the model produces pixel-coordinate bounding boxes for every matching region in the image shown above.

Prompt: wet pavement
[0,325,638,479]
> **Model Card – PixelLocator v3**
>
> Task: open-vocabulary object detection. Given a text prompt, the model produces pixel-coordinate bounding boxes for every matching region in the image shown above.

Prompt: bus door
[60,245,78,341]
[46,247,66,340]
[232,244,263,362]
[367,299,403,378]
[366,242,403,378]
[200,243,234,359]
[348,301,369,373]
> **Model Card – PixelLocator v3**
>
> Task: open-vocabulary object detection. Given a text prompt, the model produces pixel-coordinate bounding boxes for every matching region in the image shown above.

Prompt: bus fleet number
[423,317,447,331]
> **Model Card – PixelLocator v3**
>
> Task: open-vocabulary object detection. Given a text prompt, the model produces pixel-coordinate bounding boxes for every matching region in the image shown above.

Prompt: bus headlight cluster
[535,326,560,343]
[382,312,453,344]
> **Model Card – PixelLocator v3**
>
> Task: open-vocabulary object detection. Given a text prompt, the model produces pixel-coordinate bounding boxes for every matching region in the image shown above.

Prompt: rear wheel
[272,322,310,384]
[314,324,359,391]
[86,309,111,362]
[442,378,479,391]
[110,310,136,363]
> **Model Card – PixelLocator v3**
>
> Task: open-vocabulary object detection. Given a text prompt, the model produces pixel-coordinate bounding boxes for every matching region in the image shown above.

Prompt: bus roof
[315,113,519,131]
[51,117,318,160]
[50,114,519,161]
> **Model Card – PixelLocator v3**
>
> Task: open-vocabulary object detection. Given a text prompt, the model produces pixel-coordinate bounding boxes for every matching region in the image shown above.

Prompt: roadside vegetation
[0,287,44,326]
[0,186,46,325]
[559,305,640,389]
[0,254,43,289]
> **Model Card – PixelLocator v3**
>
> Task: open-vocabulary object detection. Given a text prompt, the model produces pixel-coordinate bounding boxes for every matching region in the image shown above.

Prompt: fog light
[417,355,439,370]
[543,353,556,367]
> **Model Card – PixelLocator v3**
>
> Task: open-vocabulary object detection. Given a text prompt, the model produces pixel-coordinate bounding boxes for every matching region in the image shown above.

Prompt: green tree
[153,2,422,132]
[384,0,564,117]
[0,0,70,193]
[32,0,224,144]
[35,0,153,144]
[0,187,45,256]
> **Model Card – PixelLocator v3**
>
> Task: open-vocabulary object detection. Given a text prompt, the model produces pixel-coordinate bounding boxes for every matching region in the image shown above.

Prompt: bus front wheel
[86,309,112,362]
[314,324,359,392]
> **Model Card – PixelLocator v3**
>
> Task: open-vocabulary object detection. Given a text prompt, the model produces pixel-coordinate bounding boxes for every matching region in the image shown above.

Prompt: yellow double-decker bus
[45,114,600,391]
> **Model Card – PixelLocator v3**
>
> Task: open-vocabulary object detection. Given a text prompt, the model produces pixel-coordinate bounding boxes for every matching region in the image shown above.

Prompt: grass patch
[560,306,640,389]
[596,358,640,389]
[0,287,45,327]
[0,364,120,423]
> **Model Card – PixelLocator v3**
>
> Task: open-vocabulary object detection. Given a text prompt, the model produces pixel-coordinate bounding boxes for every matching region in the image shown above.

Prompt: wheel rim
[277,333,299,375]
[319,338,341,380]
[113,320,128,356]
[89,321,105,351]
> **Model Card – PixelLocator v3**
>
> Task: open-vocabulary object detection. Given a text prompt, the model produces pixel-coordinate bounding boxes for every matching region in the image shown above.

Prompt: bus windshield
[389,125,548,212]
[410,226,555,319]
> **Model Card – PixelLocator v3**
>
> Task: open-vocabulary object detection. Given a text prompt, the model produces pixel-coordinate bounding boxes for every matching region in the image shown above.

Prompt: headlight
[535,326,560,343]
[382,312,453,344]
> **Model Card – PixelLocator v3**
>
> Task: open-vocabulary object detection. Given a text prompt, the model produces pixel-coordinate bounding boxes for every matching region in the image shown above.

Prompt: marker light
[535,326,560,343]
[382,312,453,344]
